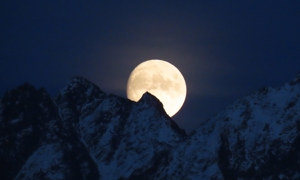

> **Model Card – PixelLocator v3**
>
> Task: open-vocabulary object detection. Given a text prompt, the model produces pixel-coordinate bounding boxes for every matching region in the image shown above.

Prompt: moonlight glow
[126,59,187,117]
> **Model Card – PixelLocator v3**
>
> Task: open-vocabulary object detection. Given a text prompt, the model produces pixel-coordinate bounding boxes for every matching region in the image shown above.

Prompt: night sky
[1,1,300,132]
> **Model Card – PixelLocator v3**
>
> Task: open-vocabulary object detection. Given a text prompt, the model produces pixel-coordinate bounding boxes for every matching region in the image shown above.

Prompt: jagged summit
[138,91,186,137]
[1,75,300,179]
[138,91,161,104]
[57,76,105,101]
[138,91,165,113]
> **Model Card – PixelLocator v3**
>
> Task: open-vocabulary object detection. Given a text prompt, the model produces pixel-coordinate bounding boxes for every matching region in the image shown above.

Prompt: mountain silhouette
[1,74,300,179]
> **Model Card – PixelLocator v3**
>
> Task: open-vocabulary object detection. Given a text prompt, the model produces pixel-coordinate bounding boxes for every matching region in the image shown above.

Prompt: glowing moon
[126,59,187,117]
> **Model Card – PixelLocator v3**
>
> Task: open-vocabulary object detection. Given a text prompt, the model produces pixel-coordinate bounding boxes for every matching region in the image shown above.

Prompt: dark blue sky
[1,1,300,132]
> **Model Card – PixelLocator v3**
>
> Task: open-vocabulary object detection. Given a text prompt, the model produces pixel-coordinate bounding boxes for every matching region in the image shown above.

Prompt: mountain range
[1,74,300,180]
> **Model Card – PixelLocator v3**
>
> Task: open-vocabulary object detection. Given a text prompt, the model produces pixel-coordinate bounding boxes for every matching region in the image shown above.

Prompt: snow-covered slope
[166,73,300,179]
[55,77,185,180]
[1,74,300,179]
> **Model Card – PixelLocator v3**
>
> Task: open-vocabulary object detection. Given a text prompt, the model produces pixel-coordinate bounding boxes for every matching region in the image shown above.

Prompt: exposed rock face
[1,75,300,179]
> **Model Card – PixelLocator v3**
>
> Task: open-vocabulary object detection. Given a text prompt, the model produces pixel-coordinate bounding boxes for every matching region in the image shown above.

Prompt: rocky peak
[55,77,107,123]
[55,77,106,105]
[137,92,165,112]
[137,91,186,136]
[138,91,161,103]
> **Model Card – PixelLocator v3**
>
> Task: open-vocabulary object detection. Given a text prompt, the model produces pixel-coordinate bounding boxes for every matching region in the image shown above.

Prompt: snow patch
[14,143,64,180]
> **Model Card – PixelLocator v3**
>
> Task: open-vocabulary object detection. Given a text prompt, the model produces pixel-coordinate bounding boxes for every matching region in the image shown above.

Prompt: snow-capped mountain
[1,74,300,179]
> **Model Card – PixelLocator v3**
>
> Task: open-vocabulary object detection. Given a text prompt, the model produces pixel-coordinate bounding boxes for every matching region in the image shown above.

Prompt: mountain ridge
[1,75,300,179]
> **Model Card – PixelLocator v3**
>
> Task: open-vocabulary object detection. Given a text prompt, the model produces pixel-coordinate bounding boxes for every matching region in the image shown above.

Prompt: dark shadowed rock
[0,82,99,180]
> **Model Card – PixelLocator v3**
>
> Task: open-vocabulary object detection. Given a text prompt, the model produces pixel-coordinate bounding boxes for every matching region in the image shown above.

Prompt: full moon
[126,59,187,117]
